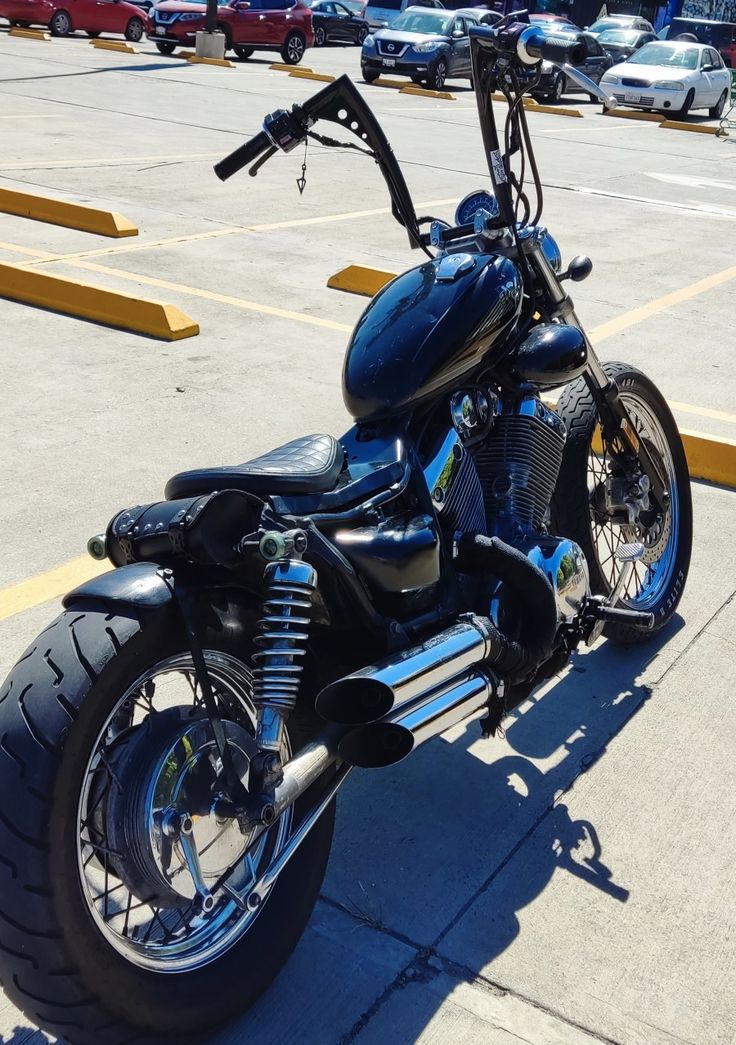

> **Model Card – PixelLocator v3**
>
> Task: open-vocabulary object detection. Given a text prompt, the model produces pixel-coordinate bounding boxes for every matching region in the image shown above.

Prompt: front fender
[62,562,174,610]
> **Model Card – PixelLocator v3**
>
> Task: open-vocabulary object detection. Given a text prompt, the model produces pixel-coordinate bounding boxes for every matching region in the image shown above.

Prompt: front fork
[524,238,669,513]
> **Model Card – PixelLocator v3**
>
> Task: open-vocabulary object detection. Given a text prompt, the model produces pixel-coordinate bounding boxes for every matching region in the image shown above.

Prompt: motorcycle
[0,16,692,1043]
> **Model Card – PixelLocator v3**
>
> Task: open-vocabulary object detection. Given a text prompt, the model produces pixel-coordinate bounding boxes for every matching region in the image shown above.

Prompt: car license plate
[156,26,166,34]
[382,58,395,67]
[624,92,641,103]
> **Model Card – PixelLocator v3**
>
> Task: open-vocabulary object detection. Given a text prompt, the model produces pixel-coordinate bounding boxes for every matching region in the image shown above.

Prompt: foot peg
[583,594,655,640]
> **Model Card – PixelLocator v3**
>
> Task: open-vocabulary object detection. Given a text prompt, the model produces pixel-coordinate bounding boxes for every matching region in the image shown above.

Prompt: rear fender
[62,562,174,611]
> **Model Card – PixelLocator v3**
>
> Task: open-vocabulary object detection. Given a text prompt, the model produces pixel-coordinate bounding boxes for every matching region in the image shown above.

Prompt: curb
[289,69,335,82]
[660,119,719,134]
[371,77,406,89]
[327,264,397,296]
[400,85,455,100]
[0,186,138,238]
[524,99,583,118]
[8,27,48,39]
[187,55,235,68]
[91,39,136,53]
[679,429,736,486]
[0,262,198,340]
[270,62,312,72]
[605,108,664,122]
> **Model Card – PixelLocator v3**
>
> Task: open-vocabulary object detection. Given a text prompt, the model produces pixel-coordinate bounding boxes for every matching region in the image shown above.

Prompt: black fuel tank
[343,253,523,421]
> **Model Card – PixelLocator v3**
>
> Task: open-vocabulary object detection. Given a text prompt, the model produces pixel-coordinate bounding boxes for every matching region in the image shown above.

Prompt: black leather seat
[165,434,344,500]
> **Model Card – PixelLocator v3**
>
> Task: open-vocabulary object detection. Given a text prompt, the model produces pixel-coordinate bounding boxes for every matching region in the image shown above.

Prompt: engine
[424,390,589,619]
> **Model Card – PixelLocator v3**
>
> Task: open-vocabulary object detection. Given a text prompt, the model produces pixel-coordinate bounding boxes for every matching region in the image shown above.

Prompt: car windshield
[627,42,699,68]
[390,10,451,32]
[589,18,629,32]
[598,29,639,45]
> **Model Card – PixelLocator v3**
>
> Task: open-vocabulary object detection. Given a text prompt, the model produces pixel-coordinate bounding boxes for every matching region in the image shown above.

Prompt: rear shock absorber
[252,530,317,757]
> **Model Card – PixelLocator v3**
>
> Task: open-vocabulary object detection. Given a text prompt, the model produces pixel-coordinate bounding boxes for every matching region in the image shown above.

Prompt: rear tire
[280,29,305,64]
[0,602,335,1043]
[709,89,728,118]
[552,362,692,643]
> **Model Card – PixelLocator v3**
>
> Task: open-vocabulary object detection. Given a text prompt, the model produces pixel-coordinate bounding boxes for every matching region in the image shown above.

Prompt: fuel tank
[343,253,523,421]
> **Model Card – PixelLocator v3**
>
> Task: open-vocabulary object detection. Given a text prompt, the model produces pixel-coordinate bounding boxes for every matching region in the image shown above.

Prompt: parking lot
[0,25,735,1045]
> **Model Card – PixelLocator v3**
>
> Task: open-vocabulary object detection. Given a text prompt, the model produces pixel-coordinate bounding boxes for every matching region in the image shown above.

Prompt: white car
[586,14,655,37]
[601,40,731,118]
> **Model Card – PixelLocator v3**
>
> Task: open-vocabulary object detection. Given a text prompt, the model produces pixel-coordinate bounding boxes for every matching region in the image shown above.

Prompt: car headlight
[652,80,684,90]
[179,12,201,20]
[601,73,618,84]
[363,33,374,45]
[414,40,439,52]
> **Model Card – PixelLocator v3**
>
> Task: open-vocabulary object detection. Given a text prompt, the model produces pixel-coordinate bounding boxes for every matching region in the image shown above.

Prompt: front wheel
[0,602,335,1042]
[49,9,71,35]
[155,39,176,53]
[678,87,695,118]
[363,67,379,83]
[357,26,367,44]
[314,24,326,46]
[233,44,254,58]
[552,362,692,643]
[125,15,144,41]
[281,29,305,64]
[550,72,564,102]
[426,55,447,91]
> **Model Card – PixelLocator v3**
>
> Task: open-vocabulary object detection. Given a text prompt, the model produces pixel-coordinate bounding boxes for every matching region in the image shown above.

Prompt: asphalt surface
[0,28,735,1045]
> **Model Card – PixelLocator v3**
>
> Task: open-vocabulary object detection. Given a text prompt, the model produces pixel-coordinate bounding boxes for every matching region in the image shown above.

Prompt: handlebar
[215,131,272,181]
[468,23,585,67]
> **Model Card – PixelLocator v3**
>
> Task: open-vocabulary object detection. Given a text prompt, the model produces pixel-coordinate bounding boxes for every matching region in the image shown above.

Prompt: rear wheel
[709,89,728,118]
[125,15,144,41]
[49,9,71,35]
[233,44,254,58]
[281,29,305,64]
[0,602,335,1042]
[156,39,176,53]
[552,362,692,643]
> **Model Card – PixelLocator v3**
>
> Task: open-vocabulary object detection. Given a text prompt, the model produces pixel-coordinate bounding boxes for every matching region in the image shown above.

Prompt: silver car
[361,6,480,89]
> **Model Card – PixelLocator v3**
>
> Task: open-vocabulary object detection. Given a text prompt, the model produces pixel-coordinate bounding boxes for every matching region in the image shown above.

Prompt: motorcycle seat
[164,433,344,500]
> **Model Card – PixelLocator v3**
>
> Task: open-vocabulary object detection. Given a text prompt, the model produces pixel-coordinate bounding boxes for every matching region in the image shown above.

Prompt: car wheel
[233,45,254,59]
[281,29,305,64]
[363,68,379,83]
[709,89,728,119]
[125,16,144,41]
[550,72,564,102]
[314,25,325,46]
[49,9,71,35]
[357,26,367,44]
[677,87,695,119]
[155,40,176,53]
[427,56,447,91]
[86,30,100,37]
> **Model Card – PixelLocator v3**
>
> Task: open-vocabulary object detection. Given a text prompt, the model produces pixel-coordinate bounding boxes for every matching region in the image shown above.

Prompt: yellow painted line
[400,85,455,101]
[91,39,137,53]
[289,69,335,83]
[680,429,736,486]
[8,28,48,40]
[0,186,138,238]
[588,263,736,341]
[0,240,58,260]
[0,262,199,339]
[327,264,396,296]
[524,99,583,118]
[0,556,107,623]
[605,108,664,123]
[187,55,235,68]
[660,119,719,135]
[270,62,313,72]
[669,401,736,425]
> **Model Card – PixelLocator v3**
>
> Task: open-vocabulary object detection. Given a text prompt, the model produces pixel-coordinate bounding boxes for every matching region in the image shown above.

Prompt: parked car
[0,0,148,38]
[361,5,480,87]
[532,29,613,101]
[601,40,731,118]
[586,14,654,38]
[363,0,442,31]
[307,0,368,44]
[660,16,736,68]
[529,12,580,32]
[597,27,656,62]
[454,3,498,22]
[149,0,314,61]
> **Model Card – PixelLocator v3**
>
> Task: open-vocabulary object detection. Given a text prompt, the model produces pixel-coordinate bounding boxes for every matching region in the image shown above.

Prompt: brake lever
[557,63,617,108]
[249,146,278,178]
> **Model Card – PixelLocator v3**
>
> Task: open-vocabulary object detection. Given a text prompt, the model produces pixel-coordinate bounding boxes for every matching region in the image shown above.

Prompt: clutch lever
[249,146,278,177]
[557,63,617,108]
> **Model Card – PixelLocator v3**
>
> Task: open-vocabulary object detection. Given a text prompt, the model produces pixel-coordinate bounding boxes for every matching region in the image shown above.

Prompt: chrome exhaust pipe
[316,615,495,725]
[337,668,497,769]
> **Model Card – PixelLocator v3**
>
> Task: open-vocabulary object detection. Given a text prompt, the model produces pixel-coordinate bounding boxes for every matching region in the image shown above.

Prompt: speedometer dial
[455,190,500,226]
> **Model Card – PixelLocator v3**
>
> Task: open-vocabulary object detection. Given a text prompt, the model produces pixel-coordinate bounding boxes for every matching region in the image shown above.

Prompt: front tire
[0,602,335,1043]
[233,44,254,58]
[427,55,447,91]
[552,362,692,643]
[281,29,305,64]
[49,9,71,35]
[314,24,326,46]
[678,87,695,118]
[155,39,176,53]
[124,15,144,41]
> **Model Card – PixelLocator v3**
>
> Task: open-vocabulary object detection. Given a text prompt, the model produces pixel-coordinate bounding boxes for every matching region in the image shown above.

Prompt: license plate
[382,58,395,67]
[156,26,166,34]
[624,92,641,103]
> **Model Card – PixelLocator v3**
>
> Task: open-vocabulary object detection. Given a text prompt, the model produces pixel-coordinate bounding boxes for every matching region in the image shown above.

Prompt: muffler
[316,615,496,726]
[337,669,497,768]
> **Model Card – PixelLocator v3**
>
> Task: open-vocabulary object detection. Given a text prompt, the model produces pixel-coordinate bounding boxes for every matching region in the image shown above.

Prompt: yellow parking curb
[91,39,137,53]
[372,77,407,89]
[523,99,583,118]
[680,429,736,486]
[178,49,196,57]
[289,69,335,82]
[400,85,455,100]
[8,27,48,40]
[660,119,719,134]
[0,186,138,238]
[187,55,235,68]
[327,264,396,296]
[0,262,199,340]
[605,108,664,122]
[270,62,313,72]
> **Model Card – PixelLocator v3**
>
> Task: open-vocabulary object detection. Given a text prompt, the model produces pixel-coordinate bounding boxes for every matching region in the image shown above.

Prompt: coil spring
[252,559,317,713]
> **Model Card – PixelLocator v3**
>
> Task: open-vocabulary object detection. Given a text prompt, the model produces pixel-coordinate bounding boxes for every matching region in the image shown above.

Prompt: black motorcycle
[0,17,691,1043]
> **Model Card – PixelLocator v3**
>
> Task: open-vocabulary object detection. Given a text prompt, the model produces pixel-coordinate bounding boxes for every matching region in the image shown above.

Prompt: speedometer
[455,190,500,226]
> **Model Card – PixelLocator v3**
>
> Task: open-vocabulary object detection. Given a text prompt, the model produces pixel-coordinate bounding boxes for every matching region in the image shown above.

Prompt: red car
[0,0,149,38]
[149,0,314,63]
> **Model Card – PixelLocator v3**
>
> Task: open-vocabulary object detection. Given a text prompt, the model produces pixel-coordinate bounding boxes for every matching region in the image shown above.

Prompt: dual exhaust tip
[315,616,499,769]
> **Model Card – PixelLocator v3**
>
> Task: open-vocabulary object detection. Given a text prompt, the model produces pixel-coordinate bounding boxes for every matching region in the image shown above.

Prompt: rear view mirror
[452,28,463,38]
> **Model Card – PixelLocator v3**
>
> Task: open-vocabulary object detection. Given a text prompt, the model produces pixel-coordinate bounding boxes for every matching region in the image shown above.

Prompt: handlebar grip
[214,130,271,181]
[536,33,586,65]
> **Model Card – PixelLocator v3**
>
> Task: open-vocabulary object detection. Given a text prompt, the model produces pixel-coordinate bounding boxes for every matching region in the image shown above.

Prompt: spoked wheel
[314,24,326,46]
[552,362,692,643]
[125,15,145,41]
[49,9,72,35]
[281,30,305,64]
[0,603,335,1043]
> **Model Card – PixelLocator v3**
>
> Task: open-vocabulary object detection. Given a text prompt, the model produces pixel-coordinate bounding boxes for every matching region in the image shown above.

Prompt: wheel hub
[104,708,257,907]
